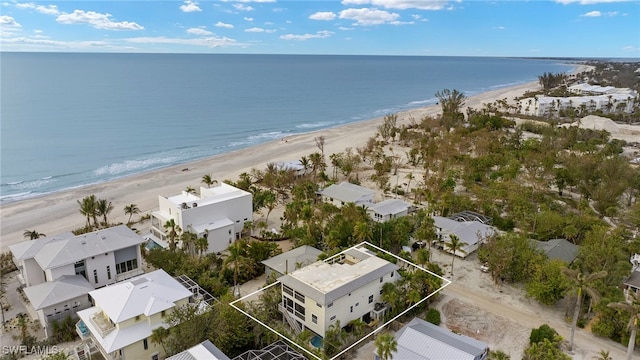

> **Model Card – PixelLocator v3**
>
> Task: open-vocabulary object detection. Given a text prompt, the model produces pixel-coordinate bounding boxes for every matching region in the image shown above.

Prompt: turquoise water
[311,335,323,348]
[0,53,573,202]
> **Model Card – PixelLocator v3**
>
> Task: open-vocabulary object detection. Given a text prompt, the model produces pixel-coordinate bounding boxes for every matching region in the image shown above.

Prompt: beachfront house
[149,181,252,254]
[277,246,399,338]
[8,225,145,338]
[366,199,411,223]
[261,245,323,279]
[76,269,194,360]
[376,317,488,360]
[432,216,497,258]
[318,182,374,208]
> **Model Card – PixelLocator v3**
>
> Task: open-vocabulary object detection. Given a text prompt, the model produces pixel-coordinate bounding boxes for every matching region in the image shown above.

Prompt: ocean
[0,53,573,203]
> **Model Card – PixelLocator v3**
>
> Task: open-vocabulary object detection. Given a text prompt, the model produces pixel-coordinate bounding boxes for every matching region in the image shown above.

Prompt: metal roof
[389,317,488,360]
[530,238,579,264]
[624,271,640,289]
[167,340,231,360]
[261,245,323,275]
[318,182,374,203]
[23,275,94,310]
[367,199,410,216]
[33,225,145,270]
[9,232,75,260]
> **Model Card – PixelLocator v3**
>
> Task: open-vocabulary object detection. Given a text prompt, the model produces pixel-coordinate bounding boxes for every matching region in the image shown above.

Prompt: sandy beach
[0,80,542,250]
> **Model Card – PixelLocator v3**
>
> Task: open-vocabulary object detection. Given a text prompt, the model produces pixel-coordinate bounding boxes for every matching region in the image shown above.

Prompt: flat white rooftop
[288,255,389,294]
[165,183,250,209]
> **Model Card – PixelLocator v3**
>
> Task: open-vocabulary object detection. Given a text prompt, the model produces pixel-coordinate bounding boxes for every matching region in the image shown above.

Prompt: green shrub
[425,308,441,325]
[529,324,560,345]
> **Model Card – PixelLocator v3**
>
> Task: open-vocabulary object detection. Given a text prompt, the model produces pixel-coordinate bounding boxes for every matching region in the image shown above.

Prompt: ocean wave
[4,177,55,190]
[0,191,34,202]
[227,131,284,147]
[94,156,182,176]
[407,97,439,106]
[295,121,338,129]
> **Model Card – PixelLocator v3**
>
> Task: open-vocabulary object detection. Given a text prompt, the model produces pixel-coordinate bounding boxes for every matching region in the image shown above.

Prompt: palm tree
[593,349,612,360]
[180,231,197,255]
[488,349,511,360]
[163,219,182,251]
[374,333,398,360]
[96,198,114,227]
[195,236,208,258]
[150,326,170,355]
[77,194,98,229]
[444,234,467,276]
[299,156,310,176]
[353,221,373,244]
[185,186,196,194]
[415,248,430,269]
[123,203,141,224]
[561,268,607,352]
[23,230,45,240]
[222,240,253,297]
[263,190,277,225]
[202,173,215,188]
[607,291,640,360]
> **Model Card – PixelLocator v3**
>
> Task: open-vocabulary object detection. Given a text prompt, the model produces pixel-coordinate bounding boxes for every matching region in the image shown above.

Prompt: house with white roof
[9,225,145,338]
[367,199,411,222]
[432,216,497,258]
[149,182,253,253]
[278,246,399,338]
[318,182,374,208]
[376,317,488,360]
[76,269,194,360]
[166,340,230,360]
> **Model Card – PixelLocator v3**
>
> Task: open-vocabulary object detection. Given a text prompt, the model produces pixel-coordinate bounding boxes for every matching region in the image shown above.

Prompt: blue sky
[1,0,639,57]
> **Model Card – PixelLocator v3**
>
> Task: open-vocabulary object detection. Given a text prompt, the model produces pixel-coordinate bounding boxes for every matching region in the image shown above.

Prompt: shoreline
[0,79,544,251]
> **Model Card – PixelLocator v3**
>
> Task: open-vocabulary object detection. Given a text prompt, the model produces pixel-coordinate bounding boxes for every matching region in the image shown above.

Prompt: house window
[107,266,111,280]
[229,229,232,234]
[135,315,141,321]
[294,291,305,303]
[369,295,374,304]
[380,289,383,295]
[93,270,98,284]
[350,306,353,313]
[116,259,139,274]
[294,303,305,320]
[161,310,166,318]
[327,302,333,308]
[356,302,359,307]
[390,272,394,277]
[380,277,383,283]
[143,338,148,350]
[330,315,336,321]
[283,285,293,296]
[316,303,322,308]
[312,314,317,324]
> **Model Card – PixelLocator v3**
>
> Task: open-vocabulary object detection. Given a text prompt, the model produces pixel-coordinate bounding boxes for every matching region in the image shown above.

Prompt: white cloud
[280,30,333,41]
[339,26,355,30]
[187,27,213,35]
[493,26,505,30]
[0,15,21,34]
[309,11,336,21]
[56,10,144,30]
[33,29,42,33]
[556,0,628,4]
[339,8,400,25]
[125,36,238,48]
[582,10,602,16]
[244,17,254,21]
[234,4,255,11]
[342,0,449,10]
[245,27,275,33]
[180,0,201,13]
[215,21,234,29]
[15,2,35,9]
[36,4,59,15]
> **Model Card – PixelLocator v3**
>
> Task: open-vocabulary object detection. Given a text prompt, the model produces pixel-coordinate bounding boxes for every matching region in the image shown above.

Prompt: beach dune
[0,81,540,251]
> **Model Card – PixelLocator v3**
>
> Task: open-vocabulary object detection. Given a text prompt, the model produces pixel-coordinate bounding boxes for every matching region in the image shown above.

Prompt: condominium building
[149,182,252,253]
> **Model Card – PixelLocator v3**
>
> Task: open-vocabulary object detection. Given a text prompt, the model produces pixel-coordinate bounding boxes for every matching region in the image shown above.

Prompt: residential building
[318,182,374,208]
[76,269,194,360]
[278,246,399,338]
[376,317,488,360]
[149,182,252,253]
[623,254,640,302]
[367,199,411,222]
[261,245,323,279]
[166,340,230,360]
[9,225,145,338]
[530,238,579,264]
[275,160,306,178]
[433,216,496,258]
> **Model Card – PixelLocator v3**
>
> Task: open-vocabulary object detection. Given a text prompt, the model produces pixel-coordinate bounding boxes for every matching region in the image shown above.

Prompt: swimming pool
[311,335,323,349]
